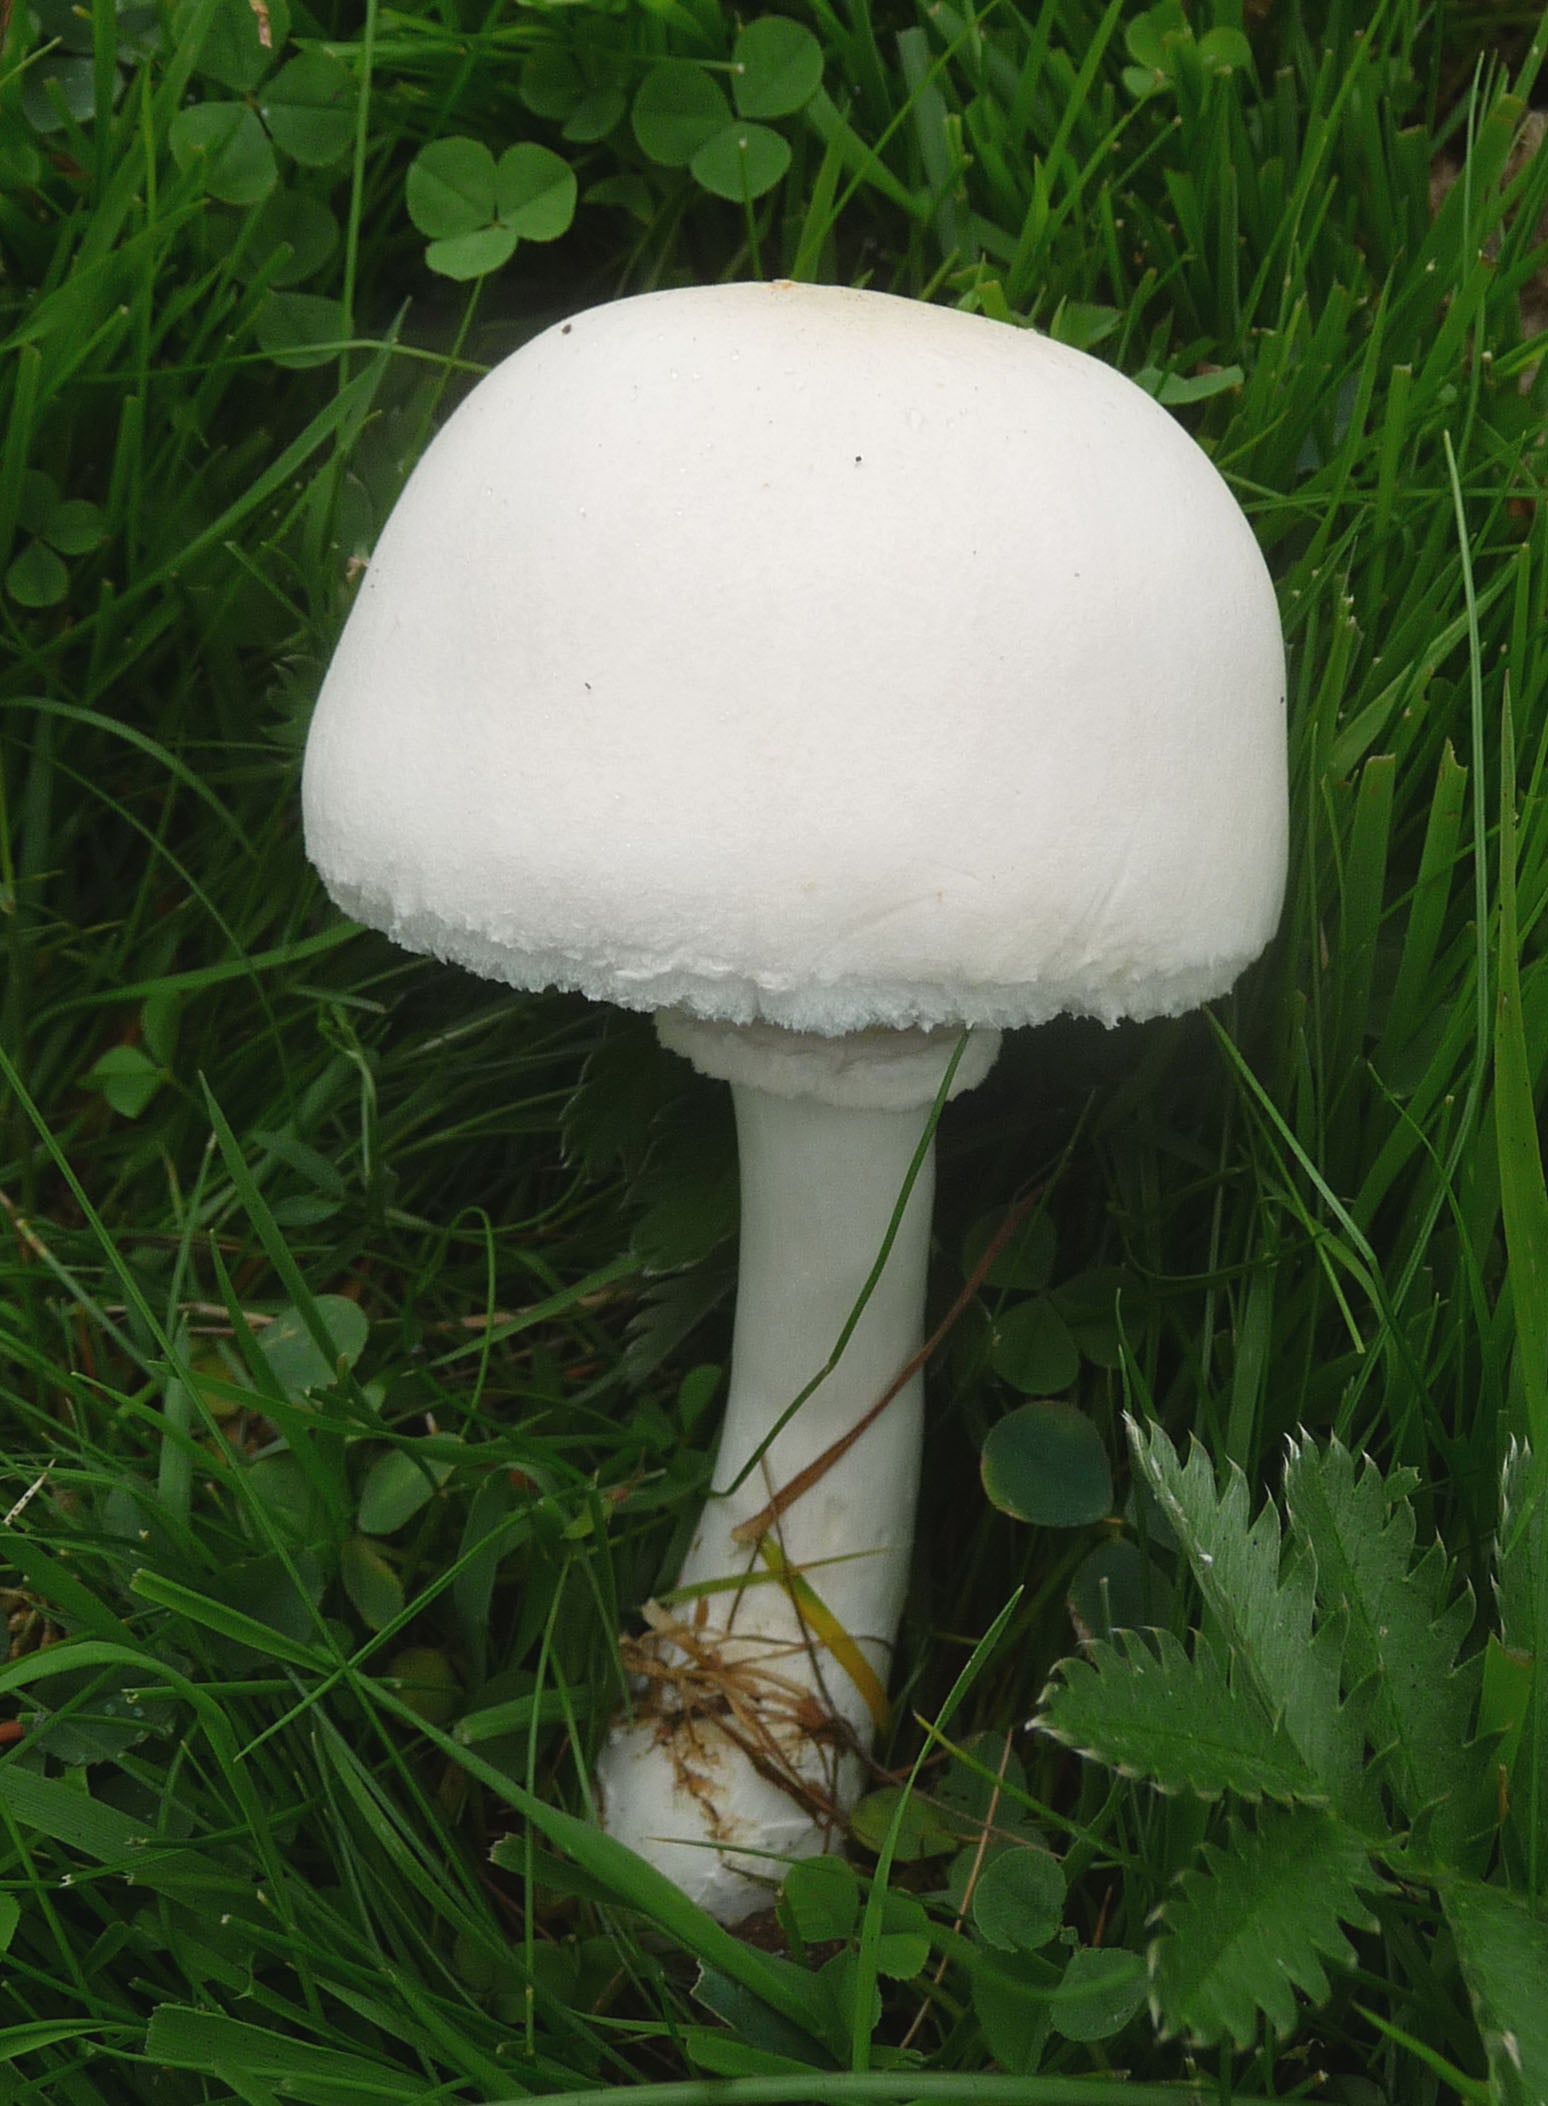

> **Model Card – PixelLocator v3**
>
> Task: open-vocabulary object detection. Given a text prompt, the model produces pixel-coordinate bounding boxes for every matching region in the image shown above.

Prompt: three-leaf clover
[631,18,823,203]
[6,472,106,608]
[169,0,356,208]
[405,138,577,280]
[1123,2,1252,98]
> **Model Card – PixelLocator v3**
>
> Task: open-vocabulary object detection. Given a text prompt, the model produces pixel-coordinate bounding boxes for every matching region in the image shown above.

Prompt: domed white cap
[303,281,1286,1035]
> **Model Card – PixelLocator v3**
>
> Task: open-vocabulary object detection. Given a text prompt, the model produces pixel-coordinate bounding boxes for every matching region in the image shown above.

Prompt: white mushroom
[302,280,1287,1923]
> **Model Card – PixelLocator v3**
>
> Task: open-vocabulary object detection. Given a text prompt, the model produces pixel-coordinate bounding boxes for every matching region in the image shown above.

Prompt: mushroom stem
[594,1019,999,1922]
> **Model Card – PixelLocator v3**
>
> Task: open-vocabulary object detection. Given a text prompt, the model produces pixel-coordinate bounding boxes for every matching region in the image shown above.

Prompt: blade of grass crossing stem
[1493,689,1548,1462]
[721,1033,968,1498]
[849,1588,1021,2071]
[757,1540,890,1731]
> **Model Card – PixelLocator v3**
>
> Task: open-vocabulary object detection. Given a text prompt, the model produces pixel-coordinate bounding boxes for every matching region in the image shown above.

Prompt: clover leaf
[6,471,106,608]
[405,138,577,281]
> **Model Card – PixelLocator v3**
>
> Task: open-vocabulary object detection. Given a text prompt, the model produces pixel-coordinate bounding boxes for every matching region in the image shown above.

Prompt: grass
[2,0,1548,2097]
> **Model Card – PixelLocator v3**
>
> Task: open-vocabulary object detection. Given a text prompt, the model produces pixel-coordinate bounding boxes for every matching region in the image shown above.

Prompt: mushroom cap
[303,281,1287,1035]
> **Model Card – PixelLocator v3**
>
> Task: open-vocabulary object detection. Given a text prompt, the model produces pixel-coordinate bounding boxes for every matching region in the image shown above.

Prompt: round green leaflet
[972,1845,1067,1954]
[236,189,339,287]
[257,291,349,369]
[981,1399,1113,1528]
[169,101,277,207]
[340,1533,404,1633]
[523,48,584,121]
[6,540,69,608]
[1066,1534,1171,1643]
[357,1445,457,1536]
[990,1295,1081,1394]
[194,0,292,94]
[632,60,730,168]
[1052,1947,1148,2042]
[258,1295,369,1396]
[425,226,517,282]
[494,144,578,242]
[261,53,358,167]
[962,1205,1056,1292]
[407,136,498,241]
[732,16,824,119]
[563,87,627,145]
[689,123,791,204]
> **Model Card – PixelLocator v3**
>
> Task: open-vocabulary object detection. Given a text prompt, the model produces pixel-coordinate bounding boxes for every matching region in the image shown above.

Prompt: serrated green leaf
[494,142,576,239]
[630,1100,738,1273]
[1442,1874,1548,2106]
[1151,1805,1382,2048]
[1496,1441,1548,1871]
[1283,1433,1487,1863]
[1129,1418,1365,1815]
[632,61,730,168]
[689,122,791,203]
[1038,1629,1324,1802]
[169,101,277,206]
